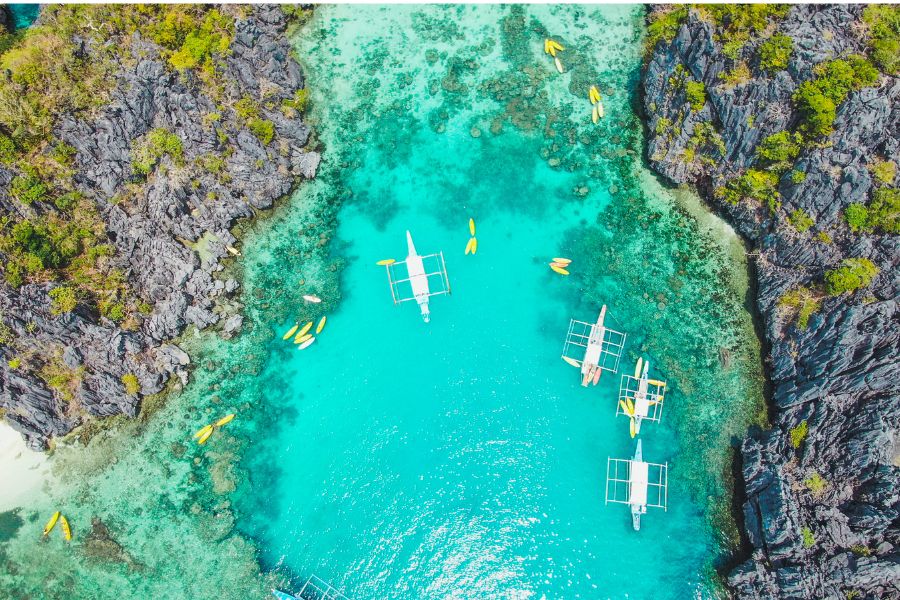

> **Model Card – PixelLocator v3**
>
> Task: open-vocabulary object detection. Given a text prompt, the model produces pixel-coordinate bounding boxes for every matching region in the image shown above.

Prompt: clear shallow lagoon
[0,5,763,599]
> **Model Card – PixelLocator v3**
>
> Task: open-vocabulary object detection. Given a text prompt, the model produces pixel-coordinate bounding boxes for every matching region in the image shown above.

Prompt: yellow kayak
[198,428,214,445]
[554,57,564,74]
[215,413,236,427]
[543,39,551,54]
[281,323,299,340]
[193,424,213,439]
[648,379,666,387]
[376,258,395,266]
[316,316,327,334]
[471,237,478,254]
[626,398,635,415]
[550,264,569,275]
[60,515,71,541]
[589,85,601,103]
[562,356,581,368]
[552,257,571,265]
[619,399,632,416]
[629,418,636,439]
[592,105,599,124]
[465,237,475,255]
[469,218,476,236]
[43,511,61,536]
[549,39,565,51]
[294,322,313,342]
[295,333,313,345]
[634,357,643,379]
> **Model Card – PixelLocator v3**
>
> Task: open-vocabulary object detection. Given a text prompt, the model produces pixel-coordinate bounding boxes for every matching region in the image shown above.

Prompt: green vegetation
[779,287,820,329]
[845,189,899,234]
[684,80,706,111]
[756,131,802,169]
[281,88,309,114]
[164,9,233,72]
[645,6,689,54]
[132,128,184,175]
[121,373,140,395]
[248,118,275,145]
[844,203,869,232]
[804,471,827,498]
[788,208,814,233]
[816,231,832,244]
[722,33,748,60]
[801,526,816,548]
[869,159,896,185]
[654,117,672,135]
[702,4,790,35]
[759,33,793,73]
[48,286,78,315]
[9,172,50,206]
[790,420,808,448]
[719,62,751,87]
[793,57,880,138]
[716,168,779,211]
[850,545,872,557]
[791,169,806,184]
[7,357,21,369]
[825,258,878,295]
[862,5,899,75]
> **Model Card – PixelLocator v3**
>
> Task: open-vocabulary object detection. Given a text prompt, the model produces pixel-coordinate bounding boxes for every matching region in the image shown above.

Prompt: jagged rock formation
[643,5,899,599]
[0,6,319,450]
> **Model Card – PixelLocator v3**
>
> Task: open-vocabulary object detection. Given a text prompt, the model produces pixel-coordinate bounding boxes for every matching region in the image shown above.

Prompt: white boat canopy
[383,231,450,323]
[561,305,627,385]
[605,440,668,531]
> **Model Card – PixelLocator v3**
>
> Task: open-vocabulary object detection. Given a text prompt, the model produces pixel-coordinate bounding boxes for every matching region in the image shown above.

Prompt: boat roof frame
[605,457,668,510]
[297,574,351,600]
[384,251,451,305]
[616,374,667,424]
[561,318,627,374]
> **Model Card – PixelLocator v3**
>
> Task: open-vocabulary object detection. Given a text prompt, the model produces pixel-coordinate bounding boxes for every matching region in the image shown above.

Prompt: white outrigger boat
[617,357,667,436]
[605,440,668,531]
[383,231,450,323]
[561,304,627,385]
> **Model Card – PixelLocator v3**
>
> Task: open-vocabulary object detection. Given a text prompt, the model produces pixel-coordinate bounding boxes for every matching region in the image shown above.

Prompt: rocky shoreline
[0,6,319,450]
[642,5,898,599]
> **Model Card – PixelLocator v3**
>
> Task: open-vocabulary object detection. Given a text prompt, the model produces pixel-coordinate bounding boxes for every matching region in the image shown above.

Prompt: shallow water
[0,5,764,599]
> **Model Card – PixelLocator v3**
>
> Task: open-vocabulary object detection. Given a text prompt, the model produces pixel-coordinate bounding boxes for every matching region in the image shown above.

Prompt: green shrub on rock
[790,420,808,448]
[759,33,793,72]
[793,57,879,137]
[716,169,779,207]
[247,118,275,145]
[756,131,802,165]
[685,80,707,111]
[49,286,78,315]
[824,258,878,295]
[645,6,688,54]
[801,527,816,548]
[845,190,899,234]
[788,208,814,233]
[132,128,183,175]
[862,5,900,75]
[121,373,140,395]
[779,287,820,329]
[869,159,896,185]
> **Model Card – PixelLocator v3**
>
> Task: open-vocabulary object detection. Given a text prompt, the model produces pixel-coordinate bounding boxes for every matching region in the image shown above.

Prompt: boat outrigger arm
[384,231,450,323]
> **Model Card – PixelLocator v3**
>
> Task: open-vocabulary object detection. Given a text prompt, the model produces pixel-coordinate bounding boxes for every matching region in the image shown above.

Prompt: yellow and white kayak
[552,257,572,265]
[194,424,213,439]
[554,57,564,74]
[59,515,71,542]
[297,337,316,350]
[550,264,569,275]
[469,218,476,236]
[302,294,322,304]
[465,238,475,255]
[295,333,313,345]
[634,357,643,379]
[198,428,214,445]
[592,105,599,124]
[297,321,314,338]
[43,511,61,536]
[376,258,395,266]
[215,414,236,427]
[596,102,605,118]
[316,316,327,334]
[562,356,581,368]
[549,40,565,52]
[281,323,299,340]
[589,85,601,103]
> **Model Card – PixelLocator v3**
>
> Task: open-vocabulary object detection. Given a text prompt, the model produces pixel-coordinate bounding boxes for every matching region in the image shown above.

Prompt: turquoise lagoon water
[0,5,764,600]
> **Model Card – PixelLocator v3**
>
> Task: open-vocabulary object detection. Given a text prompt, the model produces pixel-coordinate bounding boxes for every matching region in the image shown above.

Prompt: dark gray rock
[643,5,900,599]
[0,6,318,449]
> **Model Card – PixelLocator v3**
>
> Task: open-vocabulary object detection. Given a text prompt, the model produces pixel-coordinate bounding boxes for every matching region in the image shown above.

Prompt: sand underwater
[0,5,765,599]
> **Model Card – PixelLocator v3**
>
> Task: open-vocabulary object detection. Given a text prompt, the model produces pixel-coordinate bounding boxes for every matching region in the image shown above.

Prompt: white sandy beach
[0,422,52,512]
